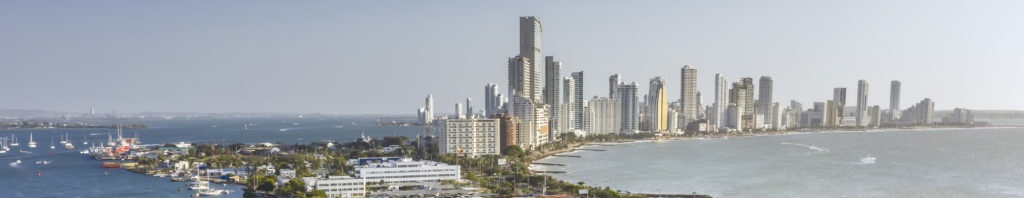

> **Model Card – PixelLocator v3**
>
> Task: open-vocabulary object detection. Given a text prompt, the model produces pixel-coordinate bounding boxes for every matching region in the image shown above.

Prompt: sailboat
[82,134,88,145]
[59,134,67,144]
[1,138,9,153]
[9,135,18,147]
[50,137,56,150]
[28,133,37,148]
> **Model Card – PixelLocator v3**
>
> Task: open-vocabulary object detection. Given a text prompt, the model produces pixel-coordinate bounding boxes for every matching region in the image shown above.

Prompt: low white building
[303,175,366,198]
[436,118,501,157]
[352,158,460,185]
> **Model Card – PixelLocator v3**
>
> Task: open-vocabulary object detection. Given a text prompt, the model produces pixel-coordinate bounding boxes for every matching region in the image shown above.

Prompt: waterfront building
[889,80,901,121]
[825,100,839,128]
[352,158,460,185]
[901,98,935,125]
[609,74,621,98]
[856,80,869,127]
[712,74,727,131]
[680,65,699,126]
[867,105,881,128]
[587,97,621,135]
[509,96,548,149]
[617,82,640,133]
[302,175,366,198]
[758,76,774,128]
[943,108,974,125]
[667,109,679,133]
[833,87,847,124]
[543,56,561,142]
[789,100,803,128]
[648,77,669,132]
[770,102,782,130]
[728,79,755,131]
[571,71,584,131]
[562,76,576,133]
[519,16,544,102]
[437,118,501,157]
[489,114,517,153]
[726,103,741,130]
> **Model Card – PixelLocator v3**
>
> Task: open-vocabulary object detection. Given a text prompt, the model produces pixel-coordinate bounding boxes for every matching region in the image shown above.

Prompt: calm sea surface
[535,126,1024,198]
[0,117,424,198]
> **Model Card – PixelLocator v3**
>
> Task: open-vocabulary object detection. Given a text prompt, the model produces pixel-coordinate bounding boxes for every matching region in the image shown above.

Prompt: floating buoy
[37,170,41,177]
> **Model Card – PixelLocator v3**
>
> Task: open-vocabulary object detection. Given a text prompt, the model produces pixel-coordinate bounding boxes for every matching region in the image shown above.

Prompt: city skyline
[2,1,1022,114]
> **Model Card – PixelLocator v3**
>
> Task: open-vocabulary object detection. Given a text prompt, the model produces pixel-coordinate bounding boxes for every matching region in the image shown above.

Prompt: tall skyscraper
[713,74,727,130]
[758,76,774,127]
[833,87,847,118]
[520,16,544,102]
[466,98,473,117]
[728,82,748,130]
[562,76,576,133]
[647,77,669,132]
[543,56,561,141]
[571,71,584,131]
[741,78,755,129]
[423,95,434,125]
[889,80,901,120]
[609,74,621,98]
[455,103,465,119]
[856,80,869,127]
[617,82,639,133]
[507,56,532,100]
[680,65,698,126]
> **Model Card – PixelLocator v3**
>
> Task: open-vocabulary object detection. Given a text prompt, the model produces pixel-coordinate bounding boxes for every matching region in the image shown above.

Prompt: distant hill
[935,109,1024,119]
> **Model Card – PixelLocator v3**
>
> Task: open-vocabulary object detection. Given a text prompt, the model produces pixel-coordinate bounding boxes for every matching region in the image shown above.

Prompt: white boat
[28,133,37,148]
[9,160,21,166]
[195,188,229,196]
[188,180,209,189]
[82,134,88,145]
[49,137,56,150]
[59,134,67,144]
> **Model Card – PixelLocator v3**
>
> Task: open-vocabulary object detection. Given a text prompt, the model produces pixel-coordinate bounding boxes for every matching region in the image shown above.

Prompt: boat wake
[780,142,830,153]
[858,156,877,165]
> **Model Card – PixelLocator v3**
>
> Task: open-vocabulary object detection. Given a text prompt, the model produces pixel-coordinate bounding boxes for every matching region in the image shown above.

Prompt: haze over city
[2,1,1022,114]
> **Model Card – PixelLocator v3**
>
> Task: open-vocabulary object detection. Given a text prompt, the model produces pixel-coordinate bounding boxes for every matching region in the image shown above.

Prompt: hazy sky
[2,1,1022,114]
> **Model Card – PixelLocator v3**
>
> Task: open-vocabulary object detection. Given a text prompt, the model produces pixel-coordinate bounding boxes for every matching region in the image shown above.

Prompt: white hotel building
[302,175,366,198]
[437,118,501,157]
[352,158,460,185]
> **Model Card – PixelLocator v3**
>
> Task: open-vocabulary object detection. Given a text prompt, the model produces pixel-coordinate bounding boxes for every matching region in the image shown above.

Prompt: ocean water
[0,117,425,198]
[535,127,1024,198]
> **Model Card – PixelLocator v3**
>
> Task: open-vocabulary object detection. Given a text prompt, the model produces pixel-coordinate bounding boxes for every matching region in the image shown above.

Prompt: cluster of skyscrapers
[424,16,949,154]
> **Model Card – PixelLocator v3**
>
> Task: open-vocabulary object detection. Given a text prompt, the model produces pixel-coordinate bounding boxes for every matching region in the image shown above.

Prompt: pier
[551,154,582,158]
[530,162,565,166]
[532,170,567,174]
[585,143,615,146]
[573,148,606,151]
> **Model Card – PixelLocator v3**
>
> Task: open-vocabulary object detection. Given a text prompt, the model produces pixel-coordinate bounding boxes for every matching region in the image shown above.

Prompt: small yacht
[59,134,67,144]
[82,134,88,145]
[49,137,56,150]
[9,135,18,147]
